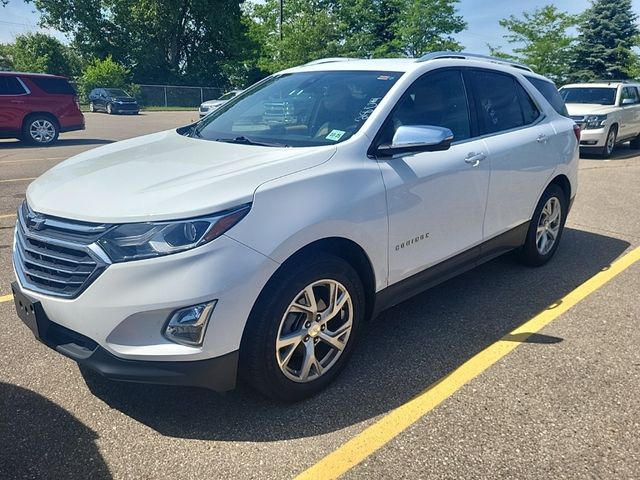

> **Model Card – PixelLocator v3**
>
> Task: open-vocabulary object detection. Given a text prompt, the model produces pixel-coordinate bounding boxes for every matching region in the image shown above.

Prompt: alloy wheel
[276,279,353,383]
[536,196,562,256]
[29,119,56,144]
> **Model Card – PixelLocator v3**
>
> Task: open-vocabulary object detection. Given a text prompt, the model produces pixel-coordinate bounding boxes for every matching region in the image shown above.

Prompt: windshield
[560,87,616,105]
[190,71,402,147]
[105,88,129,97]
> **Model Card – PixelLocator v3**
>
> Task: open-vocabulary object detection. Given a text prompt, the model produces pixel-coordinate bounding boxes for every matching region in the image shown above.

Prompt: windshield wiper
[215,136,288,147]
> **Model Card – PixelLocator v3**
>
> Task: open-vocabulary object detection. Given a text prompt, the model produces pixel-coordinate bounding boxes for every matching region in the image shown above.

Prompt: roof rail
[304,57,360,66]
[416,51,533,72]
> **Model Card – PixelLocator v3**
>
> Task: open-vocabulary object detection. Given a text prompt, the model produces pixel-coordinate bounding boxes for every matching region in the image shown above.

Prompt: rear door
[0,75,29,134]
[464,68,558,240]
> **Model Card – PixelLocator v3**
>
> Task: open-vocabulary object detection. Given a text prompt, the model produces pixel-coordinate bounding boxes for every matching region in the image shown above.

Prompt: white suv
[12,53,579,401]
[560,81,640,158]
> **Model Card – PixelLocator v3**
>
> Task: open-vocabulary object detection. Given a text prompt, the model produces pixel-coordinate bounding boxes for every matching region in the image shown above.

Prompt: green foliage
[391,0,465,57]
[489,5,577,84]
[246,0,466,73]
[572,0,640,81]
[0,32,82,76]
[29,0,247,87]
[78,56,136,101]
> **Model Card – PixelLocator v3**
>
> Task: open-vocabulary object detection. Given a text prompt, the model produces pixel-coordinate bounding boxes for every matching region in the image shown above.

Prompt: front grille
[13,203,111,298]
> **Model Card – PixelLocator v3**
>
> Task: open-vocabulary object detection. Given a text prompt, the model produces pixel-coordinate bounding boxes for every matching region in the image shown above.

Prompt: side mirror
[622,98,636,106]
[376,125,454,157]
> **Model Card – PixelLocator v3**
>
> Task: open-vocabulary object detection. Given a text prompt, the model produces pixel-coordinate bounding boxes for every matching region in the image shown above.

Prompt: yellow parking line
[0,157,63,165]
[0,213,16,219]
[0,177,36,184]
[0,294,13,304]
[295,246,640,480]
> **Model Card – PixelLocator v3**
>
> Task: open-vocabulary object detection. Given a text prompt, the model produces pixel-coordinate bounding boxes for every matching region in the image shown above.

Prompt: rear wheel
[22,115,59,146]
[517,184,567,267]
[630,133,640,149]
[89,102,96,112]
[106,103,114,114]
[600,126,617,158]
[240,255,364,401]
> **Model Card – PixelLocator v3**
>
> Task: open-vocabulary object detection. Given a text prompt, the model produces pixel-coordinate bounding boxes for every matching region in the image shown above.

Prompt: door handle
[464,152,486,167]
[10,100,24,104]
[537,133,548,144]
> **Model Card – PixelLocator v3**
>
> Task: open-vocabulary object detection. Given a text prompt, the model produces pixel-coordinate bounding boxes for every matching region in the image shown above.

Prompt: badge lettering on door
[395,233,430,251]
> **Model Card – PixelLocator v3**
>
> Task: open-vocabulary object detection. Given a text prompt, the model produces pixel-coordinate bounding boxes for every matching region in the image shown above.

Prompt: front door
[376,69,490,284]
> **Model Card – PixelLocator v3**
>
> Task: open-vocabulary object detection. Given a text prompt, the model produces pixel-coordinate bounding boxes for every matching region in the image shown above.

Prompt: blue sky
[1,0,639,53]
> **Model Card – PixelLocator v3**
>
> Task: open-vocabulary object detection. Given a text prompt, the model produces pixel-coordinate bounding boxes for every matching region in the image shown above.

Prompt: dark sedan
[89,88,139,114]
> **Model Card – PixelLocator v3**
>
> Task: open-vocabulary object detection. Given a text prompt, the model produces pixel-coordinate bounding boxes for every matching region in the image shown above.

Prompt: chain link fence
[138,84,225,107]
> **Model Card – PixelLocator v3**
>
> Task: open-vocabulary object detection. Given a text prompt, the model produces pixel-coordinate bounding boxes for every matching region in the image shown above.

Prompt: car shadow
[581,143,640,160]
[80,227,630,442]
[0,382,111,479]
[0,139,114,149]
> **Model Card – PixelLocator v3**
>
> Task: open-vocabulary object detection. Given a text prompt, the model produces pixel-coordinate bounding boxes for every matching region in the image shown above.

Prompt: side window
[388,69,471,142]
[525,76,569,117]
[516,82,540,124]
[621,87,639,104]
[468,70,537,135]
[0,76,27,95]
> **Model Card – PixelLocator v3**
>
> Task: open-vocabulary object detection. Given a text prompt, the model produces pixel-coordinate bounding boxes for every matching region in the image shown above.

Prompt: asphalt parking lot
[1,112,639,479]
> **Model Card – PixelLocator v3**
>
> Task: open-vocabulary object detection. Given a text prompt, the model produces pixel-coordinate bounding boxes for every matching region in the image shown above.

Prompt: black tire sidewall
[601,126,617,158]
[240,255,365,402]
[519,184,568,266]
[22,116,59,145]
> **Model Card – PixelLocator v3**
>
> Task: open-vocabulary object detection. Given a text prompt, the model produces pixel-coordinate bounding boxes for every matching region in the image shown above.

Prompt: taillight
[573,124,581,141]
[74,95,80,109]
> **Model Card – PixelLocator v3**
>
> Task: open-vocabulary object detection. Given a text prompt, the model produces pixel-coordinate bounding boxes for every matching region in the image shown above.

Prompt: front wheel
[240,255,364,401]
[601,126,617,158]
[517,184,567,267]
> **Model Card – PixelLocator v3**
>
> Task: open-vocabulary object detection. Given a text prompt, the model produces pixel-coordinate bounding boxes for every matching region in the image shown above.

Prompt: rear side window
[621,86,640,105]
[525,77,569,117]
[468,70,539,135]
[30,77,76,95]
[0,76,27,95]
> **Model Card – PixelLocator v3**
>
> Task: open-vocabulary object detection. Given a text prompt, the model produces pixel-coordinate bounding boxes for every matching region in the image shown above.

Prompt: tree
[78,56,135,101]
[29,0,248,86]
[391,0,465,57]
[572,0,639,81]
[489,5,577,84]
[1,33,81,77]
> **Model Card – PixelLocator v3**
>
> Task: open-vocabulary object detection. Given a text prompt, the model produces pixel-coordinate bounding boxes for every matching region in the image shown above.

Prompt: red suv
[0,72,85,146]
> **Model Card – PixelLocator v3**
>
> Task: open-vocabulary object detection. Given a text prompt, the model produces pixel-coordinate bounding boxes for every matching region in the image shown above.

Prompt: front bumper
[112,103,139,114]
[12,282,238,391]
[578,127,608,147]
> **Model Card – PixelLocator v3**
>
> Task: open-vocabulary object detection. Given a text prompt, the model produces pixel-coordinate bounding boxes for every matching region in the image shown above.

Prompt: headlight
[97,203,251,262]
[585,115,607,129]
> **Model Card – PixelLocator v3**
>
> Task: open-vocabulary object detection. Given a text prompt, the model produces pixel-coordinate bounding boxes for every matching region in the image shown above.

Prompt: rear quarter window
[526,77,569,117]
[29,77,76,95]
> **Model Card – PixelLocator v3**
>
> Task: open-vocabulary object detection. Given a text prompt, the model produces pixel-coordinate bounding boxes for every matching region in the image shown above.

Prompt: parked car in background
[12,53,578,401]
[89,88,139,115]
[560,81,640,158]
[0,71,84,146]
[199,89,243,117]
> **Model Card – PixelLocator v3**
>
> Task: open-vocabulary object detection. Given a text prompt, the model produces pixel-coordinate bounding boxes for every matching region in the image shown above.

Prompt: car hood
[202,100,226,107]
[27,129,336,223]
[565,103,616,116]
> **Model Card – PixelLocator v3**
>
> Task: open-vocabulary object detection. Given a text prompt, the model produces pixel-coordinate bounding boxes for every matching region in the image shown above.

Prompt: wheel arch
[548,174,572,203]
[22,111,60,130]
[257,237,377,323]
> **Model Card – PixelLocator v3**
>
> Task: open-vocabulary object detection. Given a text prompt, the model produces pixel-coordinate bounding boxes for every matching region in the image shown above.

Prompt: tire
[89,102,95,112]
[22,115,59,146]
[240,255,365,401]
[106,103,114,114]
[516,184,567,267]
[630,134,640,149]
[600,126,617,158]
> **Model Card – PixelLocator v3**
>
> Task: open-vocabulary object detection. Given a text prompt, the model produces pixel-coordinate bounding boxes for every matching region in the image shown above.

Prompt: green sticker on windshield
[326,129,346,142]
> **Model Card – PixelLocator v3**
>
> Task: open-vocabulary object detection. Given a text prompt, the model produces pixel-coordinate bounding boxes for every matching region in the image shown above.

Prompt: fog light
[164,301,217,346]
